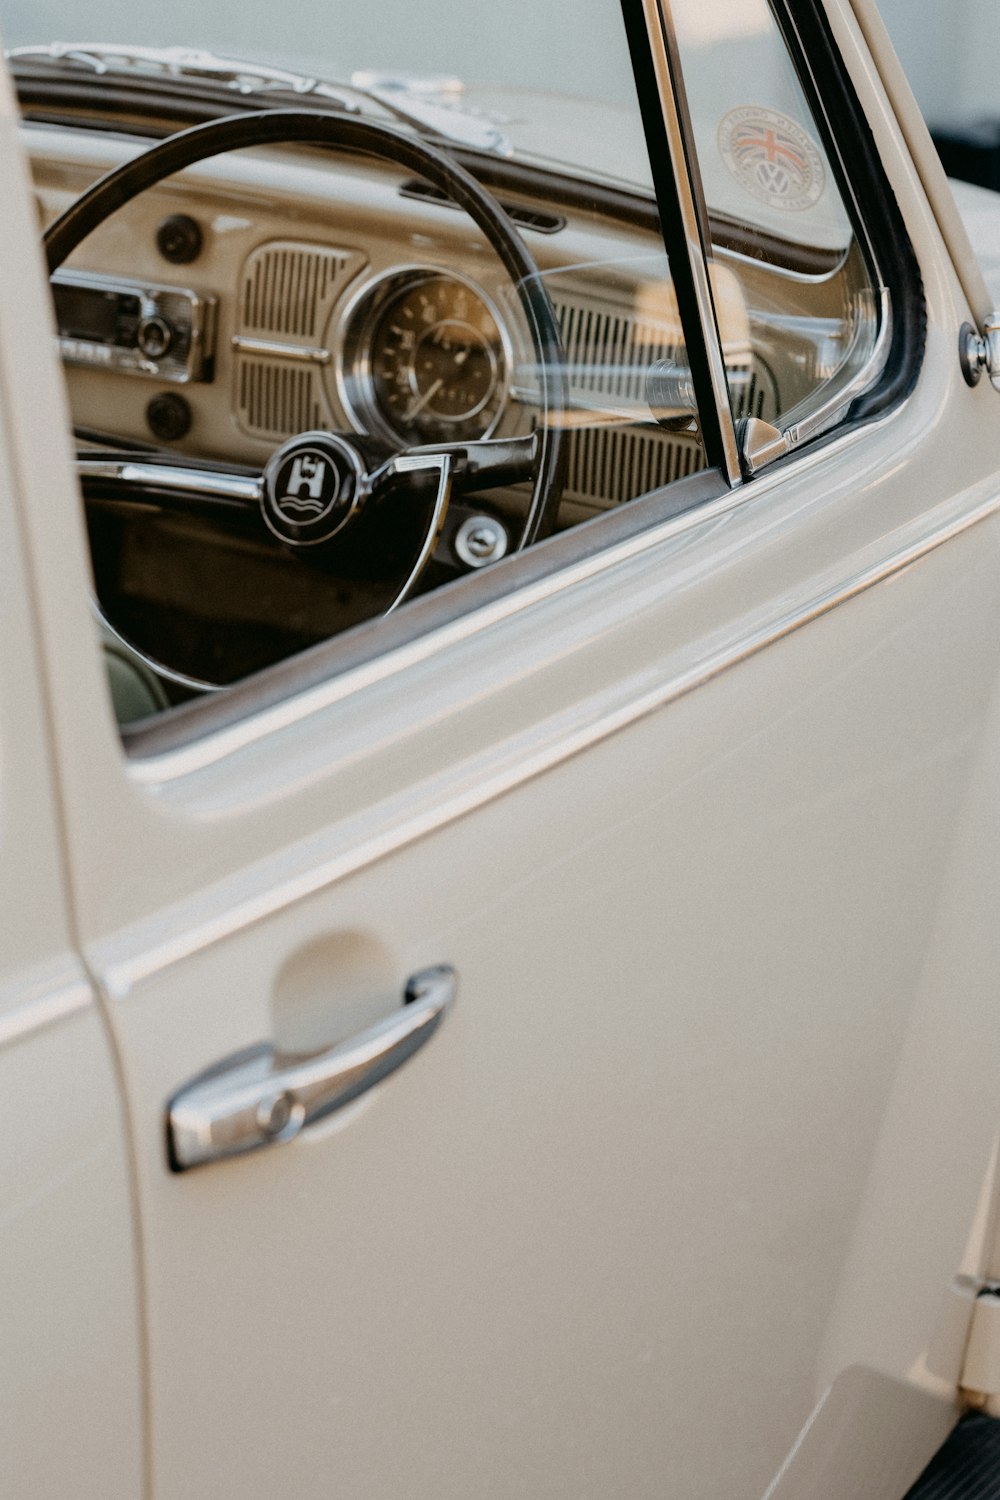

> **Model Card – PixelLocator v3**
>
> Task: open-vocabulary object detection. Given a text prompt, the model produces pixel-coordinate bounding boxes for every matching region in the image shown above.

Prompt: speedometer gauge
[341,270,508,447]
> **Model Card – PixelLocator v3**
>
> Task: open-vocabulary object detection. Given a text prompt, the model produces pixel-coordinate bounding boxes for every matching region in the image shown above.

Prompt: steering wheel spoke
[78,452,264,511]
[370,432,538,499]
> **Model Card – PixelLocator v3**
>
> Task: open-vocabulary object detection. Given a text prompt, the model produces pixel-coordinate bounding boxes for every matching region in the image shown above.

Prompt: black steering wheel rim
[44,108,568,551]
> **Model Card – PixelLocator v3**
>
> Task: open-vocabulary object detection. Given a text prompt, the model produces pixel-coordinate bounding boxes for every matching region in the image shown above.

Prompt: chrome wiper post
[348,70,513,155]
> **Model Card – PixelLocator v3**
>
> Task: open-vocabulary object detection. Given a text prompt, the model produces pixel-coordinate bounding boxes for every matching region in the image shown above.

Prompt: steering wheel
[44,109,567,692]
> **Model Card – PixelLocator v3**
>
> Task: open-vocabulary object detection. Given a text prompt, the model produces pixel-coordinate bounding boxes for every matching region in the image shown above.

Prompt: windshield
[0,0,634,98]
[0,0,653,186]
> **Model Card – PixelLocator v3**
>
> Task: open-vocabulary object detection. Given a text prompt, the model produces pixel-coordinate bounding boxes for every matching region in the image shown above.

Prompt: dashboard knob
[156,213,203,265]
[137,314,173,360]
[454,514,509,569]
[147,392,192,443]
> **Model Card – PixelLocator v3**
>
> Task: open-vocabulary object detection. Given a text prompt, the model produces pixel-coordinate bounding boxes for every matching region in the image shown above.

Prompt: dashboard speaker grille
[240,242,355,339]
[548,291,774,508]
[564,425,705,509]
[553,294,686,405]
[237,358,324,440]
[235,241,366,438]
[551,293,704,508]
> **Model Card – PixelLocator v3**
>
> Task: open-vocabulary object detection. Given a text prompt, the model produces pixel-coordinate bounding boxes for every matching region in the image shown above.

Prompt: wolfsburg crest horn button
[261,431,366,546]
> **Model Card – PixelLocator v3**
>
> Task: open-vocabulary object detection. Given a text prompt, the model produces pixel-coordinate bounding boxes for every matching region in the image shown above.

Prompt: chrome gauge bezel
[335,265,514,449]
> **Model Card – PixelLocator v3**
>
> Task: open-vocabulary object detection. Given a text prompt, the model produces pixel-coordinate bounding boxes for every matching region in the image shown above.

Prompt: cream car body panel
[3,3,1000,1498]
[0,77,143,1494]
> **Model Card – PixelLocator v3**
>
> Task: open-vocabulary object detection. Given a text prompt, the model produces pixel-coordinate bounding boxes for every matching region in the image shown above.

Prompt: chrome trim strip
[231,334,332,366]
[781,286,892,452]
[79,459,262,505]
[643,0,742,485]
[110,464,999,995]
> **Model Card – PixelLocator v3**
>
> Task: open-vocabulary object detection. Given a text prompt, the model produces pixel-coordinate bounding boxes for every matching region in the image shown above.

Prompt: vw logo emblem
[261,432,365,546]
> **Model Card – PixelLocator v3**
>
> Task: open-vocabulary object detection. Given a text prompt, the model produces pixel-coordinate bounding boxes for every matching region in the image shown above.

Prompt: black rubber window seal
[618,0,739,480]
[769,0,927,426]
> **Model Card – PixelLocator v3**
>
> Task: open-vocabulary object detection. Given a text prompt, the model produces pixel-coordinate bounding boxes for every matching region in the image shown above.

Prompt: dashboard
[27,123,763,530]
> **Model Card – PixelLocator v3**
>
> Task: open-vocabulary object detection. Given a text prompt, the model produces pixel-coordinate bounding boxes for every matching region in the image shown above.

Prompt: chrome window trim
[781,284,891,449]
[692,0,893,462]
[766,0,894,449]
[637,0,743,486]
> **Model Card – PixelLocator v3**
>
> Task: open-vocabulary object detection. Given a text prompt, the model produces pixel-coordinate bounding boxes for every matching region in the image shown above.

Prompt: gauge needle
[404,378,444,422]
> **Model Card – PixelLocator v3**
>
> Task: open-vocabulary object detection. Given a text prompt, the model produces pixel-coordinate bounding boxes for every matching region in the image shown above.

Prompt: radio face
[51,271,216,384]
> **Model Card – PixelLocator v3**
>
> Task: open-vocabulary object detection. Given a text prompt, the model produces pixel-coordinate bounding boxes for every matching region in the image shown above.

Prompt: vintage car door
[7,0,1000,1496]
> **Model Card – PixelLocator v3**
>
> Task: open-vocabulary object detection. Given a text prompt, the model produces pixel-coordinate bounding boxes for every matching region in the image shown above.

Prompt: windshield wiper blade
[7,43,514,155]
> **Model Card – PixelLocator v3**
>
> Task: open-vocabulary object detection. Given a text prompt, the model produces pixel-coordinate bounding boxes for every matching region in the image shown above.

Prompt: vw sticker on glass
[718,106,825,213]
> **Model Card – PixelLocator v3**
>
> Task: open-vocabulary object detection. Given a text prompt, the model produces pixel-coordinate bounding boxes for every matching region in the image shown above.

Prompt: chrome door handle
[167,965,456,1172]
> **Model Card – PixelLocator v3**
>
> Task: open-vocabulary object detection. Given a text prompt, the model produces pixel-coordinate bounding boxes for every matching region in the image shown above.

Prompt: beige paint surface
[0,62,143,1499]
[0,3,999,1496]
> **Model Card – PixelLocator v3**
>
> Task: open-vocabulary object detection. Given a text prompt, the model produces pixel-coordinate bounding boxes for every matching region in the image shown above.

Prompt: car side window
[5,0,752,735]
[670,0,884,450]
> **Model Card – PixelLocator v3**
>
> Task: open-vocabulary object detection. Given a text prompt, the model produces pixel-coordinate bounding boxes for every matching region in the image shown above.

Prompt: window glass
[2,0,746,725]
[671,0,883,445]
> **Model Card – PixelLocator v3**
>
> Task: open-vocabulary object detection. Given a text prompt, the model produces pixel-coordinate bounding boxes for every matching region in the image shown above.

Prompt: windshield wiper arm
[346,70,512,156]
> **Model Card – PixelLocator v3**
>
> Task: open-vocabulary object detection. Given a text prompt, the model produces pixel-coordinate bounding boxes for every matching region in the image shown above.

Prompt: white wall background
[877,0,1000,126]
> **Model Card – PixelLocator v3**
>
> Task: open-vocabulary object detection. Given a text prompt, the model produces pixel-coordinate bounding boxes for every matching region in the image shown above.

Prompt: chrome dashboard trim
[231,334,332,366]
[52,267,217,384]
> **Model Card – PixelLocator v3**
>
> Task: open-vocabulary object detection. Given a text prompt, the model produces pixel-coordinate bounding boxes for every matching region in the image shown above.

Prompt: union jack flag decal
[718,106,825,213]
